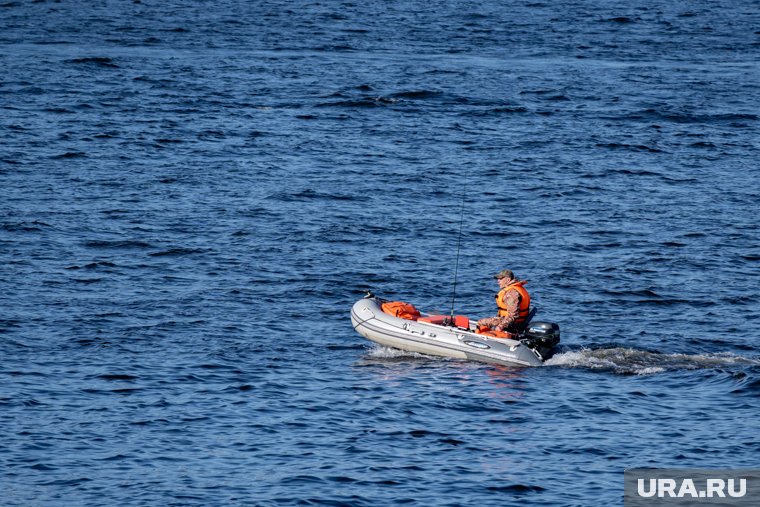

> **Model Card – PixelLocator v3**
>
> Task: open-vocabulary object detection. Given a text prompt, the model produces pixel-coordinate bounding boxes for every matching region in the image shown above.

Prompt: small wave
[95,374,139,381]
[690,141,717,148]
[487,484,546,493]
[51,151,86,159]
[43,107,74,114]
[316,97,398,108]
[72,278,102,284]
[83,239,152,249]
[622,109,758,125]
[313,44,356,51]
[274,189,359,202]
[148,247,207,257]
[65,261,117,270]
[388,90,443,100]
[596,143,663,153]
[732,377,760,396]
[464,106,530,117]
[37,477,92,487]
[29,463,56,471]
[65,57,119,68]
[546,348,760,375]
[316,90,446,109]
[2,221,51,232]
[605,16,636,24]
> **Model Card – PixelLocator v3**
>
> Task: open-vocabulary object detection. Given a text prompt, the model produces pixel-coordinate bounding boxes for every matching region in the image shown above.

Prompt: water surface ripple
[2,0,759,505]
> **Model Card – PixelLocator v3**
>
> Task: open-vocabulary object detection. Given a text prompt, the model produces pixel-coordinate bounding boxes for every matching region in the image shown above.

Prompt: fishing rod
[449,167,467,320]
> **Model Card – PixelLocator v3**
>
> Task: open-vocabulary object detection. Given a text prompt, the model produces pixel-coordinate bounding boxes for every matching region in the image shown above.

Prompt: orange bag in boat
[476,326,514,339]
[418,315,449,325]
[381,301,421,320]
[453,315,470,328]
[418,315,471,328]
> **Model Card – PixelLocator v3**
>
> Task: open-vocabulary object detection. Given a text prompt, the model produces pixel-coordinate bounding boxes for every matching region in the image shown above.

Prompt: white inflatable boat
[351,293,560,367]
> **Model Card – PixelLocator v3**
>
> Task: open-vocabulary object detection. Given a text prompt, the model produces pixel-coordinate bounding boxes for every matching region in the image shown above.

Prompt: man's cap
[494,269,515,280]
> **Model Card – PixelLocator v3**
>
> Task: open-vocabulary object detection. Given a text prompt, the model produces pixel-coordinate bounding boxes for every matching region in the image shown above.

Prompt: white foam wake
[366,345,437,360]
[546,347,760,375]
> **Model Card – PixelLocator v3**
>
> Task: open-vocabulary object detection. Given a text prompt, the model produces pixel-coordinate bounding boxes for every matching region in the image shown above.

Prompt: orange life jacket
[495,280,530,325]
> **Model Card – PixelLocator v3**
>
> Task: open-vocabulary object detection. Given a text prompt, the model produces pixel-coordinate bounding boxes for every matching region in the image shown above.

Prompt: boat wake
[364,345,760,376]
[546,348,760,375]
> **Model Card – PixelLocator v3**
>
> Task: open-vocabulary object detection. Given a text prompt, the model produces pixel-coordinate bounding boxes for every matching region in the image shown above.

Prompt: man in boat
[477,269,531,333]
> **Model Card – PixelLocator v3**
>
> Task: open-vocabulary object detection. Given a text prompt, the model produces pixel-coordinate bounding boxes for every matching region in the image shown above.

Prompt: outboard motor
[521,322,561,360]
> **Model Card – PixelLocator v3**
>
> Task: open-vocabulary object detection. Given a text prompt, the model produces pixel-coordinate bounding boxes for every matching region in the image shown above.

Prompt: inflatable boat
[351,292,560,367]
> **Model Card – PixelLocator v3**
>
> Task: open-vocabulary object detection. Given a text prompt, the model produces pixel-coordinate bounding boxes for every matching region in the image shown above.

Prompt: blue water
[2,0,760,505]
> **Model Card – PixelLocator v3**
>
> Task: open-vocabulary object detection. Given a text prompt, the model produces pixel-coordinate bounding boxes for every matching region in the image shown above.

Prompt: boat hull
[351,297,546,367]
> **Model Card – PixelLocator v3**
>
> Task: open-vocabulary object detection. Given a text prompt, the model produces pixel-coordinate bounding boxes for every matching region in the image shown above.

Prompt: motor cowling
[520,321,560,360]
